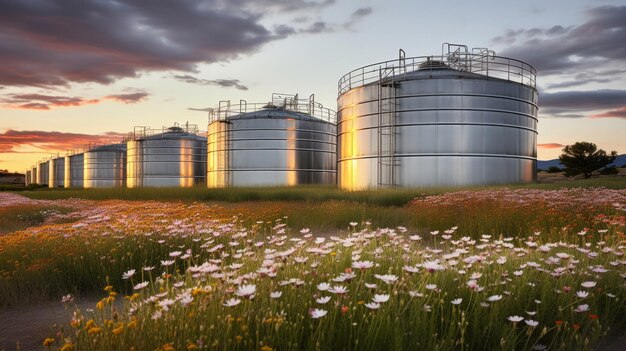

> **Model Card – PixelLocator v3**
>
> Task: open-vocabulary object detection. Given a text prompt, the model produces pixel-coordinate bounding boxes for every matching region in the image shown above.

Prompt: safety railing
[208,93,337,124]
[338,44,536,95]
[127,122,206,141]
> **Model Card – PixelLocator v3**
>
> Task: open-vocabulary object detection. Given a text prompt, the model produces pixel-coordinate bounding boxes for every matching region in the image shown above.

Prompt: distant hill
[538,154,626,170]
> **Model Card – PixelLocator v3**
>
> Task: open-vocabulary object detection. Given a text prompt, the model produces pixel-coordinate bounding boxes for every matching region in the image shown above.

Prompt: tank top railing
[338,51,536,95]
[208,93,337,125]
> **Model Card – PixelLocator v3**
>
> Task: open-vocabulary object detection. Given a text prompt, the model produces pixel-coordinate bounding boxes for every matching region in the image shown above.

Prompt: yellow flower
[85,319,96,329]
[260,346,273,351]
[88,327,102,335]
[60,343,74,351]
[43,337,55,347]
[235,335,243,342]
[127,318,138,329]
[186,342,199,350]
[112,324,124,336]
[162,343,176,351]
[96,299,105,310]
[104,285,113,292]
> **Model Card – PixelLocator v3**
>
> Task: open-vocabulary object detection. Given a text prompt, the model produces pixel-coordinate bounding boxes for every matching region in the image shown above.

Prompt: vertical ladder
[216,121,230,187]
[377,68,397,188]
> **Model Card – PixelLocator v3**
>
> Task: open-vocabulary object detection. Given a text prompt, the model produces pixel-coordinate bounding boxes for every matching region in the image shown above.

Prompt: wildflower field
[0,183,625,350]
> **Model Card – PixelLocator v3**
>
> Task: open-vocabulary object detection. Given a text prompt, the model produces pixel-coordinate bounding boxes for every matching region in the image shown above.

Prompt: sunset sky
[1,0,625,173]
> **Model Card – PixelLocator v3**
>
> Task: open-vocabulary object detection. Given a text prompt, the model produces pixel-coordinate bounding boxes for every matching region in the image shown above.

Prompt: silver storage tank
[83,144,126,188]
[337,44,538,190]
[25,170,31,186]
[49,157,65,188]
[207,93,336,187]
[64,153,84,188]
[37,161,49,186]
[126,124,207,188]
[30,166,37,185]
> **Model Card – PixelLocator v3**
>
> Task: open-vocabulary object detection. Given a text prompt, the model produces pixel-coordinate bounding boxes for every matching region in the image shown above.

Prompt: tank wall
[126,137,207,188]
[37,163,49,185]
[208,118,337,187]
[337,76,538,190]
[49,158,65,188]
[65,154,84,188]
[25,171,31,186]
[31,168,37,185]
[84,148,126,188]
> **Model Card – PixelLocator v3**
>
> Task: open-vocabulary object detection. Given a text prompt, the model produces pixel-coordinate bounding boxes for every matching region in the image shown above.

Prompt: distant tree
[558,142,617,178]
[546,166,562,173]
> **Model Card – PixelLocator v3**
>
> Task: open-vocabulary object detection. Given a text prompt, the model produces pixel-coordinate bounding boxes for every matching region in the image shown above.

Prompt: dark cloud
[1,93,100,110]
[187,107,213,112]
[541,89,626,110]
[301,21,332,34]
[0,0,336,88]
[540,89,626,118]
[105,91,149,104]
[590,107,626,119]
[538,143,565,149]
[1,89,149,109]
[545,78,612,90]
[0,129,126,153]
[496,6,626,75]
[344,7,373,29]
[174,75,248,90]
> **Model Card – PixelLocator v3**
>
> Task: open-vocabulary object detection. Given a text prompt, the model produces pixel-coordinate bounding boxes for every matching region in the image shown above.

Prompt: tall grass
[19,176,626,205]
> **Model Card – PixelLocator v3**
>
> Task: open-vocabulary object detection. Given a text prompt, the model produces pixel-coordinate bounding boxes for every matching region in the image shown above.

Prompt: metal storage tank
[25,170,31,186]
[37,160,49,186]
[64,153,84,188]
[83,144,126,188]
[30,166,37,185]
[49,157,65,188]
[207,93,336,187]
[126,124,207,188]
[337,43,538,190]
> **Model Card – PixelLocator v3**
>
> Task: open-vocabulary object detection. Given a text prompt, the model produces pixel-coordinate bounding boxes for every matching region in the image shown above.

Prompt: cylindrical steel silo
[65,153,84,188]
[337,44,537,190]
[207,93,336,187]
[30,166,37,185]
[126,124,207,187]
[49,157,65,188]
[83,144,126,188]
[25,170,31,186]
[37,161,49,186]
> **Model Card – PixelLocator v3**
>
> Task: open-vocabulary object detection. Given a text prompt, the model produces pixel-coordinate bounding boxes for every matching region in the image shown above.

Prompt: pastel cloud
[0,129,126,153]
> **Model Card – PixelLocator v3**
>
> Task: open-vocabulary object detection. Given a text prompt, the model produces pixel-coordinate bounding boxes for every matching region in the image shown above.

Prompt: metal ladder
[377,67,397,188]
[216,121,231,187]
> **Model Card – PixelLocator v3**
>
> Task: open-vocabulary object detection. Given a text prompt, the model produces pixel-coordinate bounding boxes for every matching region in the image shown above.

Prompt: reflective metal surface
[83,144,126,188]
[49,157,65,188]
[338,62,538,190]
[208,96,336,187]
[36,162,49,186]
[30,167,37,185]
[126,126,207,188]
[64,154,84,188]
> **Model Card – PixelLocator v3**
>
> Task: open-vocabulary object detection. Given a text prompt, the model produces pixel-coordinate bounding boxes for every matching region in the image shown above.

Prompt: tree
[558,142,617,178]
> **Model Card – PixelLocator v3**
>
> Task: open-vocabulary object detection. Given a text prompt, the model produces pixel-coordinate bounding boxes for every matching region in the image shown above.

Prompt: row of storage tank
[26,44,538,190]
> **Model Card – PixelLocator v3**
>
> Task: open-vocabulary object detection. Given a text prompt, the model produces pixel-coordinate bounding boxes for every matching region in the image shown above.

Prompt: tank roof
[339,43,536,95]
[87,143,126,152]
[128,123,206,141]
[209,93,336,124]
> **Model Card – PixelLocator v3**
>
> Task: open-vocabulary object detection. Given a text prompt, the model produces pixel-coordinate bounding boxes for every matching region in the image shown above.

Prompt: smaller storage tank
[84,144,126,188]
[37,160,49,186]
[30,166,37,185]
[207,93,337,187]
[25,170,31,186]
[126,123,207,187]
[49,157,65,188]
[64,153,84,188]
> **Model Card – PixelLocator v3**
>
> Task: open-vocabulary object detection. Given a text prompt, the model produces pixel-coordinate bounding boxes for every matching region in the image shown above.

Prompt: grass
[0,204,73,234]
[18,176,626,206]
[1,184,624,350]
